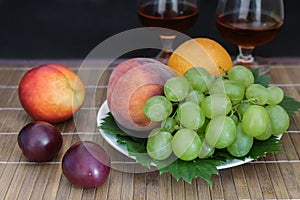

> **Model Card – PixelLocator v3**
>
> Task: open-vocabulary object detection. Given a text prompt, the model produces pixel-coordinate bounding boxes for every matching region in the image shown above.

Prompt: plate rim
[97,100,254,170]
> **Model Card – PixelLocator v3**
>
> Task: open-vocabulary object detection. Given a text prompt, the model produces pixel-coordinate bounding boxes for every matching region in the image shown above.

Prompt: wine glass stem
[160,35,176,54]
[236,46,255,63]
[156,35,176,63]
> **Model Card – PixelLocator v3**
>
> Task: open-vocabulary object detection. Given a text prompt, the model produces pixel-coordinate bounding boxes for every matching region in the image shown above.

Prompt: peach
[18,64,86,123]
[107,58,175,135]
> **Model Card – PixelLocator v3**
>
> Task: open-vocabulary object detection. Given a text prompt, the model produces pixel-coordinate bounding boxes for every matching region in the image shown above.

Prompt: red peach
[107,58,175,135]
[18,64,86,123]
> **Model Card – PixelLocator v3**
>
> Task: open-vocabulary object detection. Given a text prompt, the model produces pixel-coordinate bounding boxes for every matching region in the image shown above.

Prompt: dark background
[0,0,299,59]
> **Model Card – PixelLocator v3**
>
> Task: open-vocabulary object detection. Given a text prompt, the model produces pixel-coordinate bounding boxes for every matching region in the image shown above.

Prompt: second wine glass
[216,0,284,74]
[137,0,199,63]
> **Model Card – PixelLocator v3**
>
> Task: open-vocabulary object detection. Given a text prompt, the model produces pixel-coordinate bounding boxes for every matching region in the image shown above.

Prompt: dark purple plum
[18,121,63,162]
[62,141,111,189]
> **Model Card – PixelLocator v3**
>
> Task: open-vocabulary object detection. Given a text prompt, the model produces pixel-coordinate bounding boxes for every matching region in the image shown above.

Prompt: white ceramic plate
[97,100,254,170]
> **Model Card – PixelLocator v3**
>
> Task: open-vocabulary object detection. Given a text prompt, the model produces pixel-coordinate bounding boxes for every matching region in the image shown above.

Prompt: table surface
[0,58,300,200]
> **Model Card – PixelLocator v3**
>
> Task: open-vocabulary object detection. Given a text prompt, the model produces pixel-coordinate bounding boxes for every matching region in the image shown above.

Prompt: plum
[18,121,63,162]
[62,141,111,189]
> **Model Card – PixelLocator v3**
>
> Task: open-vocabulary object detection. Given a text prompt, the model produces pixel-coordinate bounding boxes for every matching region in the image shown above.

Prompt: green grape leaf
[116,134,153,168]
[157,158,223,187]
[247,136,283,159]
[279,95,300,115]
[251,68,270,87]
[214,136,283,162]
[99,112,152,167]
[98,113,129,136]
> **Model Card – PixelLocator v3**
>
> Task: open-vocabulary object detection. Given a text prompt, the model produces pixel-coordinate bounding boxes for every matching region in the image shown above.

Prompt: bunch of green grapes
[144,66,290,161]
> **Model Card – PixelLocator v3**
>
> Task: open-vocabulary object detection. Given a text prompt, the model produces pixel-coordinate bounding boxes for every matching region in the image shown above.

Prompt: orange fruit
[167,38,232,76]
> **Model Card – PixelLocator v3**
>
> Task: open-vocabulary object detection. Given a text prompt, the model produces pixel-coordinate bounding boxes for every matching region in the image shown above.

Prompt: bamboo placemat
[0,59,300,199]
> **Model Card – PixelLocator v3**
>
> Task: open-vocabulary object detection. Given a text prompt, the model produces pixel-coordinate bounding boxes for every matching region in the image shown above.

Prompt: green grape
[227,122,253,157]
[205,116,236,149]
[144,95,172,122]
[237,102,252,118]
[209,79,244,105]
[201,94,232,119]
[199,139,215,159]
[172,128,202,161]
[185,90,205,105]
[267,86,284,105]
[161,117,178,133]
[184,67,215,93]
[164,77,190,102]
[255,122,273,140]
[147,129,173,160]
[231,114,239,124]
[197,117,210,135]
[208,77,225,94]
[174,113,180,124]
[177,101,205,130]
[228,65,254,88]
[242,105,269,137]
[246,84,269,105]
[265,105,290,136]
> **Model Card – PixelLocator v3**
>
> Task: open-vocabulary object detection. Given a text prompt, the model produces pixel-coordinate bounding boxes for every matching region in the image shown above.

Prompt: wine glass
[216,0,284,74]
[137,0,199,63]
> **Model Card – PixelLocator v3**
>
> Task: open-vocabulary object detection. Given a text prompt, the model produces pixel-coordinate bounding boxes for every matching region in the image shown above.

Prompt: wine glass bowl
[137,0,199,63]
[216,0,284,74]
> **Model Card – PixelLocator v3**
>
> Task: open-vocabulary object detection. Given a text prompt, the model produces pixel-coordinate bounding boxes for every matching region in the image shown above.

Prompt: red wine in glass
[215,0,284,74]
[138,2,199,33]
[137,0,199,63]
[216,13,283,48]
